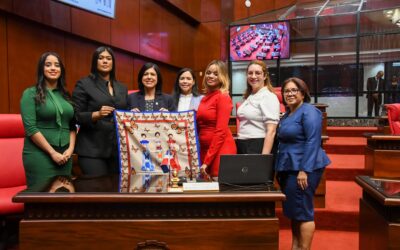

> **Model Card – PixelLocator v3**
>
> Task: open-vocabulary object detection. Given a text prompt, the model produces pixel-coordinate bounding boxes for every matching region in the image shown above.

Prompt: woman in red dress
[196,60,237,180]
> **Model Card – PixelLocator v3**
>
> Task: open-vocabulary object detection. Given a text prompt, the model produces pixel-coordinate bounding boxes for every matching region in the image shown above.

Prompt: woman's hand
[200,164,211,181]
[92,106,115,121]
[159,108,168,112]
[62,148,74,162]
[130,108,140,112]
[297,171,308,190]
[50,151,67,166]
[98,105,115,117]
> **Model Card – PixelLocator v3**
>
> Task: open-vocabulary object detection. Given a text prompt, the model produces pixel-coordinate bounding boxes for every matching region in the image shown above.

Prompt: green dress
[20,87,75,191]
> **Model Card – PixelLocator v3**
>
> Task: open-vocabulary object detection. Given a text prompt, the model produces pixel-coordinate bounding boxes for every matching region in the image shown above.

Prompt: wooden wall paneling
[194,22,222,72]
[139,0,181,67]
[0,0,12,12]
[43,0,71,32]
[12,0,44,23]
[201,0,221,22]
[7,18,65,113]
[64,37,96,93]
[220,22,229,61]
[0,15,9,113]
[233,0,275,21]
[178,22,196,70]
[71,7,111,44]
[114,51,134,90]
[221,0,234,24]
[274,0,296,10]
[159,64,178,94]
[166,0,202,21]
[133,58,147,90]
[5,0,70,32]
[111,0,140,53]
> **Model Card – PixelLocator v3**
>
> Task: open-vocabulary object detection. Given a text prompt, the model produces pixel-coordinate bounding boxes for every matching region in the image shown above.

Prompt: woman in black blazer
[72,46,128,177]
[127,63,175,112]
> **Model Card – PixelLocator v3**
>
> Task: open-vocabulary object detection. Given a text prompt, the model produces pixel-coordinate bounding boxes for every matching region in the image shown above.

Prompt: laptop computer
[218,154,274,186]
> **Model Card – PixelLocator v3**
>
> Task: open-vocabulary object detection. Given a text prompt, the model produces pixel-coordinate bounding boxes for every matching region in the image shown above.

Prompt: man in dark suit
[367,71,384,117]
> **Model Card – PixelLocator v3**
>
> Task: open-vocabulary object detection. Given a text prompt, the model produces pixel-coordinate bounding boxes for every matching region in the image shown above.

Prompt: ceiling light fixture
[245,0,251,8]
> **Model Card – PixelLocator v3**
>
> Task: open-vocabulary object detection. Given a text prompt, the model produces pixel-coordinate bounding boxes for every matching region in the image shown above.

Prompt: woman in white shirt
[172,68,203,111]
[236,60,280,154]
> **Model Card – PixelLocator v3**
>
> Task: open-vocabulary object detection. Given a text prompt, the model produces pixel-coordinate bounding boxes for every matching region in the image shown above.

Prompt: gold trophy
[168,169,183,192]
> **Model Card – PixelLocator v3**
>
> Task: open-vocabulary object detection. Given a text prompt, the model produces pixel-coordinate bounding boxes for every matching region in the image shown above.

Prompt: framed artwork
[114,110,201,192]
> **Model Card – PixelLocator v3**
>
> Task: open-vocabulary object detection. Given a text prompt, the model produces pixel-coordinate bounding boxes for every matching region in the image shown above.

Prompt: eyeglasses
[283,88,300,95]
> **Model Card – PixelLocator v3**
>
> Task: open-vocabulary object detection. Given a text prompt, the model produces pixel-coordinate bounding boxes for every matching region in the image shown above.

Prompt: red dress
[196,90,237,177]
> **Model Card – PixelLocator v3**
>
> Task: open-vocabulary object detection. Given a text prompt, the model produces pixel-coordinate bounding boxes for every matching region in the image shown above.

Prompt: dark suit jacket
[72,76,128,158]
[127,92,176,111]
[367,76,384,100]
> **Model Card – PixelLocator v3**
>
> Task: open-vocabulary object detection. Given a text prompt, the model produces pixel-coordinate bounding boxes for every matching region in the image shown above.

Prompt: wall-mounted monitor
[229,21,290,61]
[56,0,116,19]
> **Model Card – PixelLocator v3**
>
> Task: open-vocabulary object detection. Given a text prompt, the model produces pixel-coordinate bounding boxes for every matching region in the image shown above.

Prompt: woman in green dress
[20,52,76,191]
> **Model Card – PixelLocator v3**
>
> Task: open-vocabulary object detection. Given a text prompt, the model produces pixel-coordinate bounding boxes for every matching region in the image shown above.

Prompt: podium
[14,190,285,249]
[356,176,400,250]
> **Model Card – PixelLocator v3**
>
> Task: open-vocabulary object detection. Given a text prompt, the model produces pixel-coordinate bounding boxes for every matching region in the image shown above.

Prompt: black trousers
[236,138,265,154]
[367,93,381,117]
[78,154,119,177]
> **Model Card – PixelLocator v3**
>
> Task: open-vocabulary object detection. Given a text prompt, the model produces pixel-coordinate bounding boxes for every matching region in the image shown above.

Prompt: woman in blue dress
[275,77,331,250]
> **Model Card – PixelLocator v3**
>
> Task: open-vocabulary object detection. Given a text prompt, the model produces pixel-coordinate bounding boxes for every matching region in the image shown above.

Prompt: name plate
[183,182,220,192]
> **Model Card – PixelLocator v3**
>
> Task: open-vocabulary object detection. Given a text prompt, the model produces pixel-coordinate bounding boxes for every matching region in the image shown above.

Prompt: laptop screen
[218,154,274,185]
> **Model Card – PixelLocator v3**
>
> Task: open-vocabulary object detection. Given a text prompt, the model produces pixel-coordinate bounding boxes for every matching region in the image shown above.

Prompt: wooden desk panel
[364,135,400,178]
[14,192,285,250]
[356,176,400,250]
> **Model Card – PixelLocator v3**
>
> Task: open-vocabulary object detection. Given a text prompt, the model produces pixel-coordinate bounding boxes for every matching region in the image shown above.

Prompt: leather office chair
[0,114,26,246]
[385,103,400,135]
[273,87,286,113]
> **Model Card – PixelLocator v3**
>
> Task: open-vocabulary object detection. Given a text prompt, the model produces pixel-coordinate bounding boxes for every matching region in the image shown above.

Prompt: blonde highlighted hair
[202,60,230,94]
[243,60,274,99]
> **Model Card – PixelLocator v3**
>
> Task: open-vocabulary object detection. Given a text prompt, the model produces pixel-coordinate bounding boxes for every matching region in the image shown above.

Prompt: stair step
[326,154,366,181]
[326,168,368,181]
[327,126,378,137]
[324,137,366,154]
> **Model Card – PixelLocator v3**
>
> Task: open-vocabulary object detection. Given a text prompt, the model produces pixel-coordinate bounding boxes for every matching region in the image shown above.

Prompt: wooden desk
[364,134,400,177]
[356,176,400,250]
[13,191,285,250]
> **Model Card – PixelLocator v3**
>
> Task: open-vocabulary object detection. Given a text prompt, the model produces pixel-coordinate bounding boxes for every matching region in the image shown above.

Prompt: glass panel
[279,41,315,91]
[232,7,290,25]
[362,0,400,12]
[289,18,315,39]
[360,8,400,34]
[317,38,357,117]
[231,62,247,95]
[285,1,326,19]
[320,0,361,16]
[232,96,243,115]
[318,96,357,116]
[319,14,357,37]
[358,34,400,116]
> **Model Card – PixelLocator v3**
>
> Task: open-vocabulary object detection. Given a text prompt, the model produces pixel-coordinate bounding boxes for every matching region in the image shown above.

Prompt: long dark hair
[172,68,200,106]
[281,77,311,105]
[89,46,117,82]
[35,52,70,104]
[137,62,163,95]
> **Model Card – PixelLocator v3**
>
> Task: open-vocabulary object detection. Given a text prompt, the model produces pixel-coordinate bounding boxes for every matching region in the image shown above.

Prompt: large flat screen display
[57,0,116,18]
[229,21,290,61]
